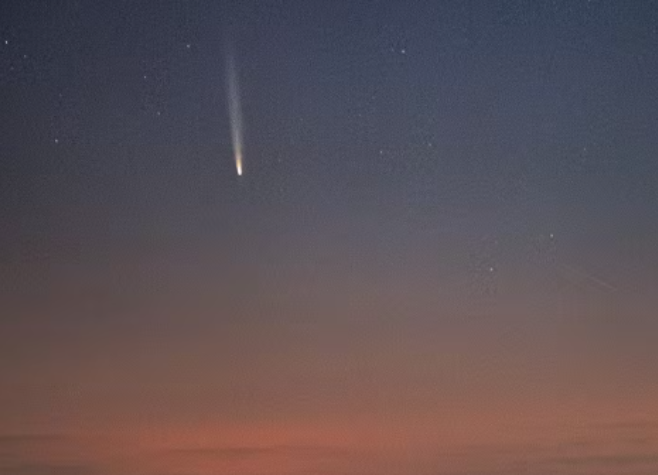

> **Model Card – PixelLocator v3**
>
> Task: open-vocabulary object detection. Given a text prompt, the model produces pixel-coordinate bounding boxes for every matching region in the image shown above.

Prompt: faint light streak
[558,263,618,293]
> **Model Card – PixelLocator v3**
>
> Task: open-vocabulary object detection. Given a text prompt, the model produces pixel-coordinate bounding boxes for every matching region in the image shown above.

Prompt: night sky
[2,1,658,474]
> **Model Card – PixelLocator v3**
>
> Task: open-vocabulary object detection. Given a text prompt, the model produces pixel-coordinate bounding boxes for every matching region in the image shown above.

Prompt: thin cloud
[0,435,69,445]
[164,444,353,461]
[0,464,96,475]
[591,420,658,432]
[547,453,658,468]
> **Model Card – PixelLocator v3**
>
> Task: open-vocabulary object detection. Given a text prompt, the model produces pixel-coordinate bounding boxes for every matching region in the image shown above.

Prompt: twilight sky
[1,1,658,474]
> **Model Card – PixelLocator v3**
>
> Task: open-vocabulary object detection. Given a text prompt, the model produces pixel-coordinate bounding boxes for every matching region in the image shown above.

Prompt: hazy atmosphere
[1,1,658,474]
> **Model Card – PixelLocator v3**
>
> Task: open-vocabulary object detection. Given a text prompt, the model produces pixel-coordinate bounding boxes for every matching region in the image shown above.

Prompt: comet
[225,49,244,176]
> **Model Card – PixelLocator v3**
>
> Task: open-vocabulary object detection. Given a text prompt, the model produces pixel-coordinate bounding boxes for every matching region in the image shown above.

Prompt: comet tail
[226,50,244,176]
